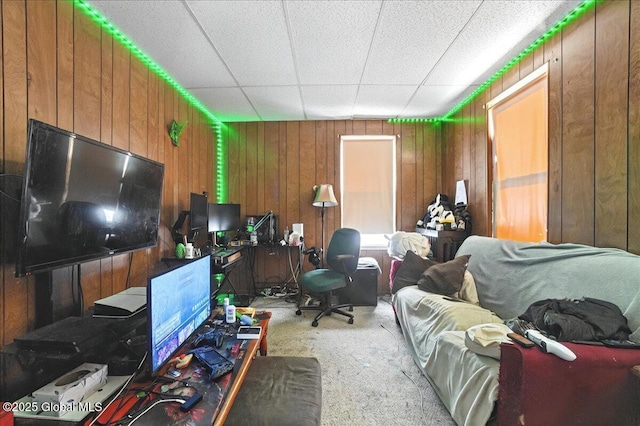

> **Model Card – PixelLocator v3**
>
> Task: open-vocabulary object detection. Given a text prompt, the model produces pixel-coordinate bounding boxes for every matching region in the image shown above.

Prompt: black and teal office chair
[296,228,361,327]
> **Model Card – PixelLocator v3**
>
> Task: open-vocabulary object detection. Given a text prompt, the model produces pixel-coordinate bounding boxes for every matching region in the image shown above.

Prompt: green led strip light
[389,0,598,124]
[214,122,227,202]
[74,0,227,203]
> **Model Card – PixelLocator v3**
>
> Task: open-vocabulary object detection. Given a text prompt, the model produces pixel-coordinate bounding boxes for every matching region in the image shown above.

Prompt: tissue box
[32,363,107,417]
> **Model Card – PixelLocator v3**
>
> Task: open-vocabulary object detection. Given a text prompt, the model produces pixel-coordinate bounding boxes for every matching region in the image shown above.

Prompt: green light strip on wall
[389,0,598,124]
[214,122,227,203]
[74,0,228,203]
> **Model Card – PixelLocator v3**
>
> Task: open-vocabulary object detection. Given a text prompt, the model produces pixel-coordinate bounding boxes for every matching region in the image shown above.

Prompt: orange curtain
[490,73,548,242]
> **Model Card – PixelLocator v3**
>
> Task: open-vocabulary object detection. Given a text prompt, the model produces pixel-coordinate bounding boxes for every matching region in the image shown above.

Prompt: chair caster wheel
[312,320,318,327]
[348,306,354,312]
[348,318,354,324]
[296,310,302,316]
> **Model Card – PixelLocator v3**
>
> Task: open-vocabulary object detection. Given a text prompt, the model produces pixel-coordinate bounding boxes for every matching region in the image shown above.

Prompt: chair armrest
[332,254,356,284]
[498,342,640,425]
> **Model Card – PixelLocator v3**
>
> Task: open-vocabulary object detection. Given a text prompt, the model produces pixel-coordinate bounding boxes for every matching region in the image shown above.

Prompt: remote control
[525,329,576,361]
[601,339,640,349]
[507,332,535,348]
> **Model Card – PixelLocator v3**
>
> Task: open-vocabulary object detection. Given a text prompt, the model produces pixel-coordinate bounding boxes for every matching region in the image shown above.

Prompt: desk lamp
[312,184,338,267]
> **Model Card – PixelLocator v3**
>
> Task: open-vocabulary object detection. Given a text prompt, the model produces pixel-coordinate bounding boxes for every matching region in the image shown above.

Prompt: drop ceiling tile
[189,87,257,122]
[243,86,305,121]
[301,85,359,120]
[361,1,481,85]
[187,1,298,87]
[91,0,236,88]
[402,85,479,118]
[353,85,417,118]
[424,1,582,87]
[287,1,382,85]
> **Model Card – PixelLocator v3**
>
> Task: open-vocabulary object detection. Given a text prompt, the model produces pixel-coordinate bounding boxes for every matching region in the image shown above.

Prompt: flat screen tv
[147,255,211,374]
[15,119,164,277]
[190,192,208,231]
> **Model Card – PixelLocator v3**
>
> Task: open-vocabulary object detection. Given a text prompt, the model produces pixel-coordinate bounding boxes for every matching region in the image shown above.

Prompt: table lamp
[312,184,338,267]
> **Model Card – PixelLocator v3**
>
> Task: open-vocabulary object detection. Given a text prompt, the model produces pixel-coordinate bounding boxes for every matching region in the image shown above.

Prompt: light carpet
[250,295,456,426]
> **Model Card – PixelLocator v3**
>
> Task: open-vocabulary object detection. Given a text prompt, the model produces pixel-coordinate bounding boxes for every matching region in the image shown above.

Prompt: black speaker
[247,214,278,244]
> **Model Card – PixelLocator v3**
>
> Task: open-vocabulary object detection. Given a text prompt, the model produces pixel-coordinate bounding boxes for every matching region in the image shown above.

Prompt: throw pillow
[391,250,437,294]
[453,270,480,305]
[417,255,470,296]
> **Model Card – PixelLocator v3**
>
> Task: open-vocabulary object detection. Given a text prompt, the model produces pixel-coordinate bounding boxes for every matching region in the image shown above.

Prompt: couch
[392,235,640,426]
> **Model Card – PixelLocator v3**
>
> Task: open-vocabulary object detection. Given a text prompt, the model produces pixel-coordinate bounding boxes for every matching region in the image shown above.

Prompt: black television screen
[15,119,164,277]
[208,203,241,233]
[147,255,211,374]
[190,192,208,231]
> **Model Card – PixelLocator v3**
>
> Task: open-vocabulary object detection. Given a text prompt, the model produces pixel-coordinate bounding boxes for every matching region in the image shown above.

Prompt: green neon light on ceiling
[73,0,227,203]
[389,0,598,124]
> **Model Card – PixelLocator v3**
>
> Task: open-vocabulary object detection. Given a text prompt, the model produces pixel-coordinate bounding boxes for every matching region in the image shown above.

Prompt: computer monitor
[190,192,208,231]
[147,255,211,374]
[208,203,241,233]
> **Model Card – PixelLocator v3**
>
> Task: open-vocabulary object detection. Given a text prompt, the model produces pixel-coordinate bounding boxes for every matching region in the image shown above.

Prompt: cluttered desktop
[6,255,270,426]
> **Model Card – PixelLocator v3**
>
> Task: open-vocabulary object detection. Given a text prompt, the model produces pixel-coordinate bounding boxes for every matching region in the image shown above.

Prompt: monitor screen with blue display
[147,255,211,374]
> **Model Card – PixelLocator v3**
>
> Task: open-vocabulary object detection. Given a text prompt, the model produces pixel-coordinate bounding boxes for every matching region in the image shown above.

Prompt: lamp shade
[312,184,338,207]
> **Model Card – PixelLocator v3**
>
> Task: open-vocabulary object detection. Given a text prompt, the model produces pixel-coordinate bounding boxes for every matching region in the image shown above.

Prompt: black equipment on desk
[172,192,209,247]
[247,211,277,244]
[213,247,243,265]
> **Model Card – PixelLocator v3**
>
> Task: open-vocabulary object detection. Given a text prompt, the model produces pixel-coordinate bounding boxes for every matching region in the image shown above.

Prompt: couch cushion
[393,286,504,361]
[425,331,500,426]
[417,255,470,295]
[391,250,437,294]
[453,270,480,305]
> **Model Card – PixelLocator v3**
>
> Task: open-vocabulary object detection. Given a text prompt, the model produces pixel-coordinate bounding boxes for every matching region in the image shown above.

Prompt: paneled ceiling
[89,0,582,123]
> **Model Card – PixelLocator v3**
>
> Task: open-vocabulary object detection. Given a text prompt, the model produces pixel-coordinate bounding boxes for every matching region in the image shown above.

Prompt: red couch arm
[497,342,640,426]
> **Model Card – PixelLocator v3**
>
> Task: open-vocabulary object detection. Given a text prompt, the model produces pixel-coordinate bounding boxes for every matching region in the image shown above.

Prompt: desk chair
[296,228,360,327]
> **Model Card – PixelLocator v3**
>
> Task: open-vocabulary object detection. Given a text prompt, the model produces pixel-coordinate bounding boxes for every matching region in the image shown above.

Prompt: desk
[88,312,271,426]
[162,248,252,306]
[246,244,304,293]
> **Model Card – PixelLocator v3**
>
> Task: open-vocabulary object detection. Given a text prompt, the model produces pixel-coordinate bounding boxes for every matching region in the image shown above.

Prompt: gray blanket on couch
[456,236,640,340]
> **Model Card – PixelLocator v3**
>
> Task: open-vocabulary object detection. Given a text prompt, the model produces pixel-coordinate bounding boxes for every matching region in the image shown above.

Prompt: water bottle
[251,229,258,246]
[225,302,236,324]
[237,313,254,326]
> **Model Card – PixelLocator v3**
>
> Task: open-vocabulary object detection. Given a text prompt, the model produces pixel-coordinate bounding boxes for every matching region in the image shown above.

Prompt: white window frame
[340,135,397,250]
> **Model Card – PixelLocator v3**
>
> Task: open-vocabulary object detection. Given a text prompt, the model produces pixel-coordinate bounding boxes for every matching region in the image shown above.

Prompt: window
[340,136,396,249]
[488,63,548,242]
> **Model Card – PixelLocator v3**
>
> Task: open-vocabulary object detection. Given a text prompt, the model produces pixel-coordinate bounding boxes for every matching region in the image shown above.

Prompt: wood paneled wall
[221,120,442,295]
[0,1,216,345]
[441,0,640,254]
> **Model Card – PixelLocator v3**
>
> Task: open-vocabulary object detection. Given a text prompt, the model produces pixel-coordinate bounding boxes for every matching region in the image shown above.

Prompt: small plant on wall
[169,120,187,146]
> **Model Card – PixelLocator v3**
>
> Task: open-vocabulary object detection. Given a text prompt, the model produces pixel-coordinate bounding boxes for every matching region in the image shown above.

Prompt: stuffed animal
[420,194,455,229]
